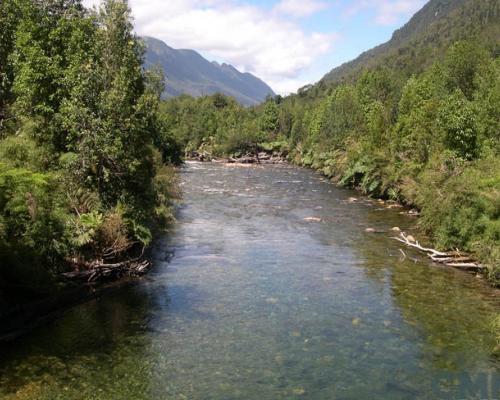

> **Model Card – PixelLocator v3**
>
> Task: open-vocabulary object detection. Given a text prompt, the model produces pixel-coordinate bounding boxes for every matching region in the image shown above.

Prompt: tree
[0,0,21,127]
[259,99,280,135]
[319,85,362,149]
[62,0,156,212]
[11,0,91,150]
[439,90,479,161]
[444,41,489,100]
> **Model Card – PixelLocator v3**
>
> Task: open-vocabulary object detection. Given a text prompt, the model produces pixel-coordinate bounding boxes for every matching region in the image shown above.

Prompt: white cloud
[273,0,329,18]
[271,77,314,95]
[82,0,337,94]
[345,0,426,26]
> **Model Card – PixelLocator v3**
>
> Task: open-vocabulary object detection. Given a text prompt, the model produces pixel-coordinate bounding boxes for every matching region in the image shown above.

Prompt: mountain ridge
[142,36,275,106]
[319,0,500,86]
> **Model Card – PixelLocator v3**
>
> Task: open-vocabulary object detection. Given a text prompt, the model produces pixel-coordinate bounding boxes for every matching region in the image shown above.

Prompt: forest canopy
[0,0,179,302]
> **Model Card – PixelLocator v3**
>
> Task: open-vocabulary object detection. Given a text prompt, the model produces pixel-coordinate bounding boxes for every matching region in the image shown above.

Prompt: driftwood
[187,150,286,165]
[392,232,484,272]
[227,152,286,165]
[187,151,211,162]
[228,154,258,164]
[61,258,151,283]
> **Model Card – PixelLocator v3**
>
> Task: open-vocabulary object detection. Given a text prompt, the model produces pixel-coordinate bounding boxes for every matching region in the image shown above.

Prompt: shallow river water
[0,162,499,399]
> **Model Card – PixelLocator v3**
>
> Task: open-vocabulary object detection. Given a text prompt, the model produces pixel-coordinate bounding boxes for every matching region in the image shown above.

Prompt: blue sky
[83,0,428,94]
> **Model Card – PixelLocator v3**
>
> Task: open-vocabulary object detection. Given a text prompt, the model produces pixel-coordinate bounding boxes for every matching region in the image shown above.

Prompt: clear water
[0,162,499,399]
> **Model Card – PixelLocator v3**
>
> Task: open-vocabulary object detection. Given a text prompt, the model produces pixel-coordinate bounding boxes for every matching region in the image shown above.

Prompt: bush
[418,155,500,279]
[0,163,68,294]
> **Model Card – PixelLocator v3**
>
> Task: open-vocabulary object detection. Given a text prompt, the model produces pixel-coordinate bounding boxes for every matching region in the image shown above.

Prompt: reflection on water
[0,162,499,399]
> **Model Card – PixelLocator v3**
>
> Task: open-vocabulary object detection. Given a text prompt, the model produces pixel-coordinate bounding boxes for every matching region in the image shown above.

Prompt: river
[0,162,499,399]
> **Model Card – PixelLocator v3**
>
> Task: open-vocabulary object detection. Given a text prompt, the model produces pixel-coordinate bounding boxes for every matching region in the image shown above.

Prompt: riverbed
[0,162,499,399]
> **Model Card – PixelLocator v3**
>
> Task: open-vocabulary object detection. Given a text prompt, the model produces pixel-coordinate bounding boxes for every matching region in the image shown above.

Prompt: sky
[82,0,428,95]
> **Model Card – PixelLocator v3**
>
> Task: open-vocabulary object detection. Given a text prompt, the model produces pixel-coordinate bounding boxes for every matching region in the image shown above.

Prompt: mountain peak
[142,37,275,106]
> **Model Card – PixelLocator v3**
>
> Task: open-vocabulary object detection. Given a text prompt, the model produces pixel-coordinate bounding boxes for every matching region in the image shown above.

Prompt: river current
[0,162,499,399]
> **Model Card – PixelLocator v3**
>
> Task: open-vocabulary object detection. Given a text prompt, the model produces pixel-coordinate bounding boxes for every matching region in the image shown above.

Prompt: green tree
[0,0,21,128]
[259,99,279,135]
[439,90,479,161]
[11,0,89,151]
[444,41,489,100]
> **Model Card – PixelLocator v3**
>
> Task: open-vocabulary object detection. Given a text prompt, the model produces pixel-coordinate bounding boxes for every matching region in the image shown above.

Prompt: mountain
[320,0,500,85]
[142,36,275,106]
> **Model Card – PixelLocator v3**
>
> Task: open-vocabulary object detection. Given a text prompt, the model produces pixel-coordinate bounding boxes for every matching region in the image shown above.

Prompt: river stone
[292,388,305,395]
[304,217,322,222]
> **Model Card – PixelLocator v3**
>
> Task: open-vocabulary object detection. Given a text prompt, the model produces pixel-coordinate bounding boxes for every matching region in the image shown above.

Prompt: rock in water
[304,217,322,222]
[407,235,416,243]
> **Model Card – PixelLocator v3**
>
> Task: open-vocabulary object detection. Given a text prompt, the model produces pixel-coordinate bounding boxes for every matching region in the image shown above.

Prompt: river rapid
[0,162,499,399]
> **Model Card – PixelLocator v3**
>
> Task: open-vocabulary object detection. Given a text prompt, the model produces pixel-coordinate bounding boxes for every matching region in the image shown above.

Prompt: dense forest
[0,0,179,306]
[159,1,500,284]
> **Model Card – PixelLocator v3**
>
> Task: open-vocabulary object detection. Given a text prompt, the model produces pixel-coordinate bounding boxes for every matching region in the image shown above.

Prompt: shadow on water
[0,278,217,399]
[0,162,499,400]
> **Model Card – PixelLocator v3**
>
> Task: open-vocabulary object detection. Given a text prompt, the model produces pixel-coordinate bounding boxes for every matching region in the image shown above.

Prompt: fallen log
[227,152,287,165]
[228,154,258,164]
[445,263,481,269]
[430,255,475,264]
[392,232,484,272]
[61,259,151,283]
[392,232,448,256]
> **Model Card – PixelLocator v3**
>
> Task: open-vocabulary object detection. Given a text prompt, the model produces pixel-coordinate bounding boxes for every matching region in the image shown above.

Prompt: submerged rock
[304,217,322,222]
[292,388,306,396]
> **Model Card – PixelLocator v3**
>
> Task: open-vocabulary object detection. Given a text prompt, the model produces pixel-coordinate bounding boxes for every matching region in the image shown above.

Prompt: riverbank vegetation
[0,0,179,307]
[0,0,498,310]
[160,39,499,284]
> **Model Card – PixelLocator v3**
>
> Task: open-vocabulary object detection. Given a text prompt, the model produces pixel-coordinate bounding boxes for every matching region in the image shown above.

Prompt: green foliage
[474,58,500,153]
[443,41,489,100]
[291,42,499,278]
[392,69,445,168]
[130,221,153,247]
[321,0,500,87]
[71,211,104,248]
[0,134,47,169]
[438,90,478,160]
[417,155,500,279]
[165,38,499,283]
[259,99,280,135]
[0,0,21,122]
[0,0,180,299]
[159,93,269,157]
[0,163,68,291]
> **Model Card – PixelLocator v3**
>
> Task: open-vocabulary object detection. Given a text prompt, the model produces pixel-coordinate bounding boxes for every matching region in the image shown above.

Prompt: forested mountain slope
[143,36,275,106]
[319,0,500,87]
